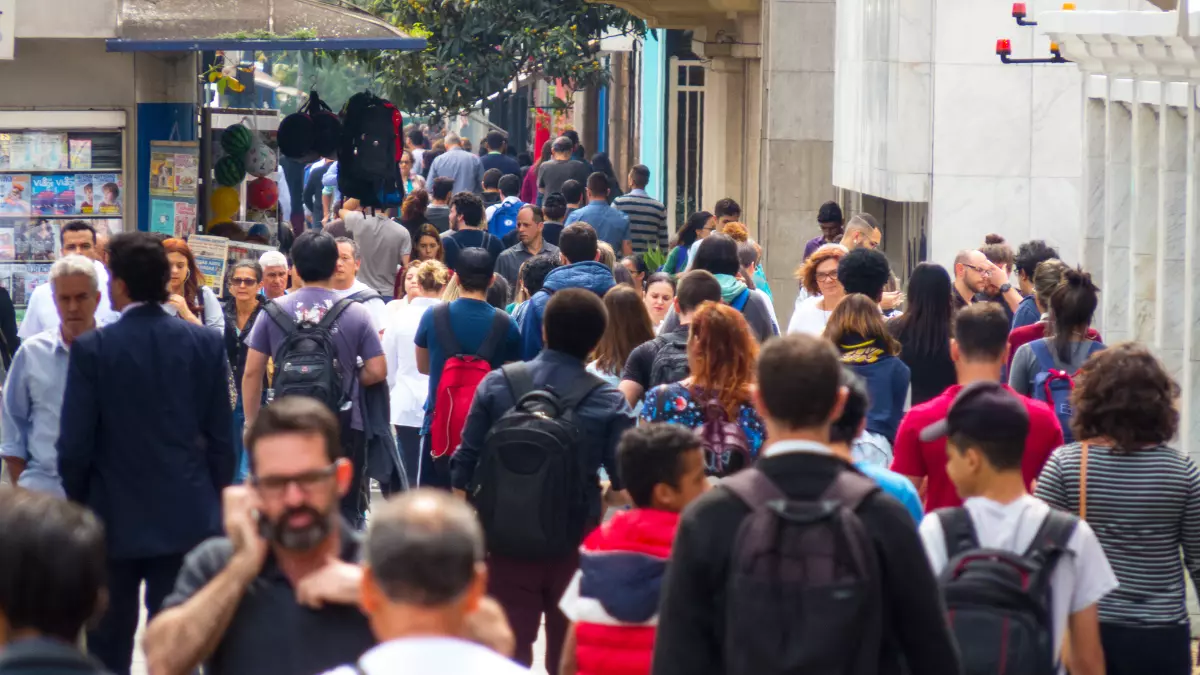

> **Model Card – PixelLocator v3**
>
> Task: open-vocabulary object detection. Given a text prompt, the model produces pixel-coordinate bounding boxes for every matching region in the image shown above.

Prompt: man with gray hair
[258,250,290,299]
[1,255,99,496]
[20,220,117,339]
[332,237,388,334]
[326,489,528,675]
[427,133,485,195]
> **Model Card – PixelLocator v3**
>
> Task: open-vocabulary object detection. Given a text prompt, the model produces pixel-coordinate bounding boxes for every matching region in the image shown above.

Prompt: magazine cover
[16,220,58,261]
[150,200,175,236]
[174,153,198,198]
[0,134,11,170]
[93,173,122,215]
[31,134,68,171]
[10,265,27,306]
[0,175,30,216]
[188,235,230,297]
[0,226,16,262]
[149,154,174,198]
[173,202,196,238]
[87,218,121,239]
[75,174,96,215]
[69,139,92,170]
[24,264,50,300]
[7,135,32,171]
[53,175,76,215]
[30,175,56,215]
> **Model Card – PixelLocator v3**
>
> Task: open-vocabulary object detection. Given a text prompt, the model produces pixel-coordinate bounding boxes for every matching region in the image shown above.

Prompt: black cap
[818,201,844,224]
[456,247,494,278]
[919,381,1029,443]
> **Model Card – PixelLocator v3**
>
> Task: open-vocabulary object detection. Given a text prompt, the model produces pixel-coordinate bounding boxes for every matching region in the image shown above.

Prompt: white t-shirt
[919,495,1118,673]
[324,636,529,675]
[383,296,439,428]
[787,295,832,336]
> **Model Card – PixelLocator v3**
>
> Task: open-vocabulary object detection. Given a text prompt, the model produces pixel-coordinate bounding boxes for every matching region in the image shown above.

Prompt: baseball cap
[818,201,843,224]
[919,381,1029,443]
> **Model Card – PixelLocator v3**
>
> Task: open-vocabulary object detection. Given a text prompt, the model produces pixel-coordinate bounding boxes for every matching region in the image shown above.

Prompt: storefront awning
[106,0,426,52]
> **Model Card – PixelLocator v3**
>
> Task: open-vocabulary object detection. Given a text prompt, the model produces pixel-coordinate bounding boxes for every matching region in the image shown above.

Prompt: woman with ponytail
[1009,266,1105,397]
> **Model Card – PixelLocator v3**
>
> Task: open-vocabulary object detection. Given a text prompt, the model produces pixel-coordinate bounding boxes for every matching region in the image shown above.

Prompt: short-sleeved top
[345,212,412,296]
[640,383,766,472]
[414,298,521,415]
[247,287,384,430]
[160,528,376,675]
[537,159,591,196]
[620,328,688,393]
[857,461,923,523]
[442,229,505,272]
[890,383,1063,510]
[919,495,1117,673]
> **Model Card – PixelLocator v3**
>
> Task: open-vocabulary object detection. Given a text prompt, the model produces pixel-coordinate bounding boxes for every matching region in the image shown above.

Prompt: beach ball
[221,123,254,156]
[245,143,277,178]
[247,177,279,211]
[215,155,246,187]
[210,186,240,221]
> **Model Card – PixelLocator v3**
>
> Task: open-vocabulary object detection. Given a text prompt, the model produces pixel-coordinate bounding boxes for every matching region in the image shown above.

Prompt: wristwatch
[998,283,1012,294]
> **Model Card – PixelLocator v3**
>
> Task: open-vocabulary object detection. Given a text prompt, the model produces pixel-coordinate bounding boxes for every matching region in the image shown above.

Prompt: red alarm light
[996,39,1013,55]
[1012,2,1027,18]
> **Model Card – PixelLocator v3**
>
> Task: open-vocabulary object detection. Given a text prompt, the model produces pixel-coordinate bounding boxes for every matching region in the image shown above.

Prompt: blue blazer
[58,304,234,560]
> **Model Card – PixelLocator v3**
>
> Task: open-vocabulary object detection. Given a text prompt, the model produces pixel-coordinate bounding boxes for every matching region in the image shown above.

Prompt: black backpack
[648,333,690,388]
[722,468,883,675]
[469,363,605,559]
[937,507,1078,675]
[345,288,382,304]
[265,299,351,413]
[339,92,404,208]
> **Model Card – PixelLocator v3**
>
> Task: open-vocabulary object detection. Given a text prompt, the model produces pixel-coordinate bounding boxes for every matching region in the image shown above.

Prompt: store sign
[0,0,13,61]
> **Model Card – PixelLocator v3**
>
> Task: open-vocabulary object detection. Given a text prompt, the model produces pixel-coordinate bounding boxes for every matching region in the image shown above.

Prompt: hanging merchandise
[210,185,241,221]
[245,143,277,178]
[338,91,404,208]
[221,123,254,157]
[278,91,340,163]
[246,176,279,211]
[214,155,246,187]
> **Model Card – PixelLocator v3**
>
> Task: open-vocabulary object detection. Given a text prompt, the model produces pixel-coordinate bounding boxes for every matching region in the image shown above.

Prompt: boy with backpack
[618,270,722,408]
[558,424,708,675]
[414,247,521,489]
[451,287,635,671]
[917,380,1115,675]
[652,334,960,675]
[486,174,525,239]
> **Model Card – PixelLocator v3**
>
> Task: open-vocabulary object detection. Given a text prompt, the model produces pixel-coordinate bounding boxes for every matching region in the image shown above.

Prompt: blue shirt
[1011,294,1040,330]
[856,461,924,524]
[428,147,485,195]
[565,199,631,250]
[414,298,522,417]
[1,328,71,496]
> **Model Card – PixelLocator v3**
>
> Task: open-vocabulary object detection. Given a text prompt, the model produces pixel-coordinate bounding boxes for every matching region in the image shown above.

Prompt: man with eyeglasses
[953,249,1021,314]
[144,396,375,675]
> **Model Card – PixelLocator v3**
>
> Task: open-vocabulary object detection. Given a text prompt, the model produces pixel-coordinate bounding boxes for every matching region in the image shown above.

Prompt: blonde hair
[441,275,462,303]
[412,260,450,293]
[597,241,616,269]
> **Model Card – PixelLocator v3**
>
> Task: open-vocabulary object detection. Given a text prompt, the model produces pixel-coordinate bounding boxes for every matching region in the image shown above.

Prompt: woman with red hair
[639,301,764,477]
[162,237,224,333]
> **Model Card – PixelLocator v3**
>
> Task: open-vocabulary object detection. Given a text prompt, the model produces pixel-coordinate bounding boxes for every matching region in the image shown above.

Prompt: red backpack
[429,305,512,459]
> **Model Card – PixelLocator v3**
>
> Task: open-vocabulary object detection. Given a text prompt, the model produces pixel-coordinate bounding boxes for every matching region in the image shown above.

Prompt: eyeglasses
[816,271,839,283]
[962,264,993,278]
[251,464,337,496]
[230,278,258,287]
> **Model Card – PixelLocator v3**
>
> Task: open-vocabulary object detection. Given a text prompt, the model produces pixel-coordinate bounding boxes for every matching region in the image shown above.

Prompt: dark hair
[1014,240,1059,282]
[691,233,740,276]
[498,174,521,197]
[980,234,1014,271]
[1071,343,1179,451]
[522,204,544,223]
[1048,268,1100,362]
[757,334,844,430]
[246,396,342,470]
[559,223,599,264]
[543,193,568,222]
[644,271,675,296]
[485,274,509,309]
[523,254,559,297]
[618,425,702,508]
[552,136,574,154]
[537,140,553,165]
[561,179,584,205]
[485,130,507,151]
[422,149,444,175]
[830,369,869,445]
[482,168,502,190]
[431,176,456,201]
[517,152,533,168]
[544,287,608,360]
[953,302,1010,361]
[622,254,647,275]
[837,248,891,301]
[407,129,426,148]
[818,201,844,225]
[455,249,494,292]
[450,192,485,228]
[714,197,741,220]
[593,285,655,374]
[737,241,758,269]
[675,269,722,313]
[563,129,581,147]
[231,260,263,283]
[630,164,651,189]
[612,263,636,289]
[108,232,169,304]
[948,432,1025,471]
[60,220,97,245]
[366,489,485,606]
[674,211,712,248]
[888,263,953,358]
[290,230,339,282]
[592,153,617,181]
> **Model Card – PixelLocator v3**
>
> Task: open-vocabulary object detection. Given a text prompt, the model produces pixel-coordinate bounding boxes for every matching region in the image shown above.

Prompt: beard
[263,504,334,551]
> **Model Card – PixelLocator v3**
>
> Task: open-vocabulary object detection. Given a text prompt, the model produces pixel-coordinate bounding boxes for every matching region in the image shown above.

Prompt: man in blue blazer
[57,232,234,675]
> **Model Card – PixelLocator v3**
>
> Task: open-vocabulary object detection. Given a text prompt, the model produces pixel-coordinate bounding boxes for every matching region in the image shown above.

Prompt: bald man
[953,249,1020,313]
[840,215,882,251]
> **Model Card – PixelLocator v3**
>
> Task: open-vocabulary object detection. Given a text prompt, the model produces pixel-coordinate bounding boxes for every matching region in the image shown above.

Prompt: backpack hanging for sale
[278,90,340,164]
[338,91,405,209]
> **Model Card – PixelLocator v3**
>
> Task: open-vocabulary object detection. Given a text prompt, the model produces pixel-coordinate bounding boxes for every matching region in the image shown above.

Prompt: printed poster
[75,174,96,214]
[92,173,122,215]
[150,199,175,236]
[0,134,10,170]
[23,264,50,300]
[174,152,198,198]
[0,226,15,261]
[30,175,55,215]
[149,152,175,198]
[188,235,230,296]
[69,139,92,170]
[173,202,196,238]
[7,134,31,170]
[0,174,30,215]
[31,133,68,170]
[16,220,58,261]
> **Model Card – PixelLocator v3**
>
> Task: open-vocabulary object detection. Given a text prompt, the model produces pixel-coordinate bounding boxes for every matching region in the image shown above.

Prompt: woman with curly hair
[1035,344,1198,675]
[162,237,223,333]
[824,293,909,467]
[640,301,765,477]
[788,243,848,336]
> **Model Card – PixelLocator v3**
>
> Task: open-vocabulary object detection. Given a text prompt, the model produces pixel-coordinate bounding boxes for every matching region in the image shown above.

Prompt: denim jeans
[231,393,250,483]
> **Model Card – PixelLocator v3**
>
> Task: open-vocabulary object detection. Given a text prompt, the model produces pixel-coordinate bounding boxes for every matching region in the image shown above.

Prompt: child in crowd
[558,424,709,675]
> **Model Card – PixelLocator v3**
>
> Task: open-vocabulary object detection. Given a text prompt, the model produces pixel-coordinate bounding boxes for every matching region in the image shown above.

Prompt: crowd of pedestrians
[1,127,1199,675]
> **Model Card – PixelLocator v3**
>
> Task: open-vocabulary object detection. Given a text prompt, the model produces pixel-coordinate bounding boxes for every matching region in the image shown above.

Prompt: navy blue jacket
[847,354,911,443]
[480,152,522,179]
[451,349,634,522]
[58,304,234,560]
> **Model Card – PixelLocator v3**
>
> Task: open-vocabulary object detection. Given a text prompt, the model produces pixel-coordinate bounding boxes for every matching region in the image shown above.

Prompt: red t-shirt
[890,383,1065,510]
[1007,322,1102,370]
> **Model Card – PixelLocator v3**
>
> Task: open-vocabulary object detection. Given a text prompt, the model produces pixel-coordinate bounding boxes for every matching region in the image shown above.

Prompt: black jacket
[0,286,19,368]
[651,452,962,675]
[0,638,109,675]
[223,295,266,392]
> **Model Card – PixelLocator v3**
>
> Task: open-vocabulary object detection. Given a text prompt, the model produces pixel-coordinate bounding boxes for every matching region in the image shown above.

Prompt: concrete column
[1101,98,1132,344]
[1082,98,1107,297]
[702,57,748,220]
[1130,99,1159,345]
[1156,103,1187,382]
[1185,94,1200,456]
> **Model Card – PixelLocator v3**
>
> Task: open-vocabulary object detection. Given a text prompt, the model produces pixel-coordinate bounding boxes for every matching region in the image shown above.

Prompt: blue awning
[107,36,426,52]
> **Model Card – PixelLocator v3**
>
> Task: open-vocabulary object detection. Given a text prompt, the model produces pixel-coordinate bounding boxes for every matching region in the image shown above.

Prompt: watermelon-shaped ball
[221,124,254,156]
[215,155,246,187]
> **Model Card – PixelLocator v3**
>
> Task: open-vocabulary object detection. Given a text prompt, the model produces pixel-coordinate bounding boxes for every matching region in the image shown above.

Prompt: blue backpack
[730,288,751,312]
[489,199,525,238]
[1029,339,1104,443]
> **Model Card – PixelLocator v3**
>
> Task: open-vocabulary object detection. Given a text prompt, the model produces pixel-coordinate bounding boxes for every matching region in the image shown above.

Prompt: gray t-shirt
[1008,338,1105,397]
[537,159,591,196]
[345,212,411,296]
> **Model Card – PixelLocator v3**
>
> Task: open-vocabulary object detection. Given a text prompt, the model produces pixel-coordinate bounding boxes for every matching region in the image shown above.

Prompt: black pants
[1100,622,1192,675]
[417,432,453,489]
[340,426,368,528]
[88,554,185,675]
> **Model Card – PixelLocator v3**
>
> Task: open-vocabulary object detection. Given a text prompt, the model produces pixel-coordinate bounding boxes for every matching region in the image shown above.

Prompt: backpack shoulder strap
[731,288,751,312]
[265,301,299,336]
[1084,339,1106,359]
[475,311,512,361]
[502,362,536,402]
[433,304,464,356]
[555,371,608,410]
[936,507,981,559]
[821,468,881,511]
[346,289,382,304]
[722,467,787,510]
[1029,338,1057,371]
[317,298,354,332]
[1024,508,1078,561]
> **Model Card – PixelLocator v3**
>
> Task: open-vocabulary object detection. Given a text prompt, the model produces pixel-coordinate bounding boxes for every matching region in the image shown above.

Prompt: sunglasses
[230,278,258,287]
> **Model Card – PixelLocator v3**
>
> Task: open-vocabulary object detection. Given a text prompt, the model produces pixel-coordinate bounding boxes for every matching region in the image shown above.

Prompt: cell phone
[256,510,273,541]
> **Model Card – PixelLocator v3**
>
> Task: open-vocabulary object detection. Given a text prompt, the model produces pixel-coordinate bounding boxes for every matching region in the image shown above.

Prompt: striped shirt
[1034,442,1200,626]
[613,189,667,255]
